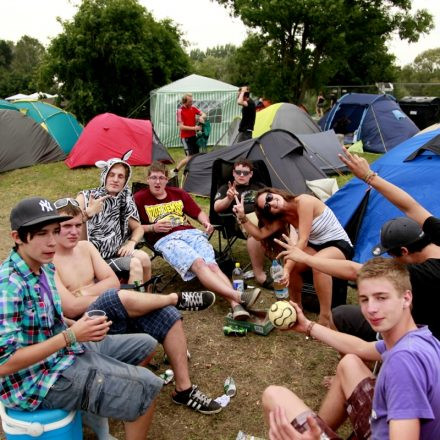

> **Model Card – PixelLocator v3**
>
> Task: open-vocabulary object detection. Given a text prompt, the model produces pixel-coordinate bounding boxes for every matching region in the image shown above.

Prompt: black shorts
[181,136,199,156]
[308,239,354,260]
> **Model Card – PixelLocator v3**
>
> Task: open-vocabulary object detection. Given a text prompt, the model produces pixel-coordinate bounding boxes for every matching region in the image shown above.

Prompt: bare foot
[317,315,331,328]
[322,375,335,389]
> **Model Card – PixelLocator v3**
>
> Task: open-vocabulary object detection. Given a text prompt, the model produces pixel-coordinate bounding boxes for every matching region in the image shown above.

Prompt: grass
[0,148,378,440]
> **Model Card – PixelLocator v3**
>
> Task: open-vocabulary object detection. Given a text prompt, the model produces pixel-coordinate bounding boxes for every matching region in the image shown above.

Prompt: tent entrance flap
[404,134,440,161]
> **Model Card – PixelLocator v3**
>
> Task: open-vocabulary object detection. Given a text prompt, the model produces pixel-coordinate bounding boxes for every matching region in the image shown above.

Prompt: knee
[262,385,284,412]
[336,354,364,379]
[129,257,142,273]
[117,289,132,309]
[135,251,151,268]
[191,258,207,272]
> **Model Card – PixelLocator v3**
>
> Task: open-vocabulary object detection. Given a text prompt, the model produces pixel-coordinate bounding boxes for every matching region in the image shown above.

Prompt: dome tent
[150,74,239,147]
[0,110,65,173]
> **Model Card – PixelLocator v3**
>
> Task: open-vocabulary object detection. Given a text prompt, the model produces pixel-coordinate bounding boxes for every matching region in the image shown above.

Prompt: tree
[215,0,433,103]
[38,0,190,123]
[0,37,45,98]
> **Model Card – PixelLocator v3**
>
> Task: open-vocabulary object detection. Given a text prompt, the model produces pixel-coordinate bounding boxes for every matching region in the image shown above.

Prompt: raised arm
[339,148,432,225]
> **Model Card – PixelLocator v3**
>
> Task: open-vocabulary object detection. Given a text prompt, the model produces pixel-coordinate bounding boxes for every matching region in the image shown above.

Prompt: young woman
[233,188,353,327]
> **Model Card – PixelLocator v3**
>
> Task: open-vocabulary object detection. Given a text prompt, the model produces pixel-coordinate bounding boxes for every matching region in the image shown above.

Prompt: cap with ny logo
[10,197,72,230]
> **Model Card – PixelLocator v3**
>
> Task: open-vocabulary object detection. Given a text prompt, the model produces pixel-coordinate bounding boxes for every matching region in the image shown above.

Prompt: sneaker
[240,288,261,310]
[172,385,222,415]
[176,291,216,311]
[232,304,250,321]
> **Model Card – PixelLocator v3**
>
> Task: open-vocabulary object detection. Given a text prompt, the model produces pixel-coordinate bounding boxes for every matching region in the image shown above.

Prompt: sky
[0,0,439,67]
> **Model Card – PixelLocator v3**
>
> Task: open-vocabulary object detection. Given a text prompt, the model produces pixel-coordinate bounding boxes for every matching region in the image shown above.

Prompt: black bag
[215,250,235,277]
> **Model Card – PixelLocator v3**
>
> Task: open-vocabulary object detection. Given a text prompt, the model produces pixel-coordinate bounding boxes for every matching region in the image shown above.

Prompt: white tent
[150,74,239,147]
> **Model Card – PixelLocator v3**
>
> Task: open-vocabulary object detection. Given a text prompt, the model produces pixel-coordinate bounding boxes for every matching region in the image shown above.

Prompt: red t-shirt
[176,105,201,138]
[134,186,202,245]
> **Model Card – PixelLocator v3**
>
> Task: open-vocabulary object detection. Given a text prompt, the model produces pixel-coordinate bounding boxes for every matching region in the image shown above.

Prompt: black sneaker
[240,288,261,310]
[176,291,216,311]
[172,385,222,415]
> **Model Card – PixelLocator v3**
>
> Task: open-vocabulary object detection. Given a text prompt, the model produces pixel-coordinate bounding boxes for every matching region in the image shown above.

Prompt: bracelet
[365,172,377,185]
[62,330,70,347]
[362,170,376,183]
[129,239,137,244]
[62,328,77,347]
[306,321,316,338]
[238,216,248,225]
[150,224,155,233]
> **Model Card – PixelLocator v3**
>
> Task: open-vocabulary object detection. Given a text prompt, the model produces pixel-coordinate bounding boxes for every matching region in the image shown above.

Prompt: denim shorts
[41,334,162,421]
[87,289,181,343]
[155,229,216,281]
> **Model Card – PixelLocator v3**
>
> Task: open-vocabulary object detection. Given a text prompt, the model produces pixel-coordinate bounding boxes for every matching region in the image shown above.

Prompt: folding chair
[208,158,272,275]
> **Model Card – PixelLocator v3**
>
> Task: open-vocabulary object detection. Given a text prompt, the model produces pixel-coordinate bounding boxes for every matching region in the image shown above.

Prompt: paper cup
[86,309,106,319]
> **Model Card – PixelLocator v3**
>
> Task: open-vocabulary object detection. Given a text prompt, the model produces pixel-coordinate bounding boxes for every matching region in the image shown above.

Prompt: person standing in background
[237,86,256,143]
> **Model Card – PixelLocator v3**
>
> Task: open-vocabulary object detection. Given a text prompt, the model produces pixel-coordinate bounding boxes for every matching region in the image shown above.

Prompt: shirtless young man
[53,199,221,415]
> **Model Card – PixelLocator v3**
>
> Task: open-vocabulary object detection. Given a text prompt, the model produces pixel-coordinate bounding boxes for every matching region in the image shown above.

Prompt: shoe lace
[190,386,212,406]
[181,291,203,308]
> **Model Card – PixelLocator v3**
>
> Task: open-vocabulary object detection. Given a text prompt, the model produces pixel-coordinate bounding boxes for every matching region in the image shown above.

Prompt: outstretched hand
[269,406,322,440]
[232,194,245,220]
[338,147,371,180]
[275,234,309,265]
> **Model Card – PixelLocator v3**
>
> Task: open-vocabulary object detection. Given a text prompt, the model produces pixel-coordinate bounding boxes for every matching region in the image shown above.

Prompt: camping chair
[208,158,272,275]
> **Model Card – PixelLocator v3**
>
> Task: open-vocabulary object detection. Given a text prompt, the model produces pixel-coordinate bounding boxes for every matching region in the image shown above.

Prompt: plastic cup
[86,309,106,319]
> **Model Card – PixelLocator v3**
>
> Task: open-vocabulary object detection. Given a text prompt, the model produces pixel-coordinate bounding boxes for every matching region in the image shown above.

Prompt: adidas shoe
[240,288,261,310]
[176,291,216,311]
[172,385,222,415]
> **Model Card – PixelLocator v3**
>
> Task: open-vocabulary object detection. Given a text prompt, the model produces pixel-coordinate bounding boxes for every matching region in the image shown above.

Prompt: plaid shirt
[0,249,84,410]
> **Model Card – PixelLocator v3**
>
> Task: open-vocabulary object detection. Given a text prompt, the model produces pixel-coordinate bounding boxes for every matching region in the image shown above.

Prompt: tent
[0,110,66,173]
[183,129,326,196]
[320,93,419,153]
[296,130,348,175]
[326,128,440,262]
[13,100,83,154]
[0,99,18,111]
[66,113,173,168]
[253,103,321,138]
[150,74,239,147]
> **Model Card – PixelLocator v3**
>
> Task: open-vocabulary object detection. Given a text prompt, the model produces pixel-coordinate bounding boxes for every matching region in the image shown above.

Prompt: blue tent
[326,129,440,262]
[320,93,419,153]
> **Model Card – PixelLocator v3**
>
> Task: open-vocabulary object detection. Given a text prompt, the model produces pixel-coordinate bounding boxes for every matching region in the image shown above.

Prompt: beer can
[223,325,247,336]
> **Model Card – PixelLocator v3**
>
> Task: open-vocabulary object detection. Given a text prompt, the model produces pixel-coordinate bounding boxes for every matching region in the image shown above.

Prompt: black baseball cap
[372,217,425,256]
[10,197,72,231]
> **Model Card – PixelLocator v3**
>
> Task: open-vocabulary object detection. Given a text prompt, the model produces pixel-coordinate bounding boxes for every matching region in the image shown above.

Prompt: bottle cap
[235,262,240,268]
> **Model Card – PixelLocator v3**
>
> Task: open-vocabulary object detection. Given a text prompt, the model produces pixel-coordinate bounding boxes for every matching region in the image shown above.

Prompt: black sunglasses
[54,198,80,209]
[233,169,251,177]
[263,193,273,213]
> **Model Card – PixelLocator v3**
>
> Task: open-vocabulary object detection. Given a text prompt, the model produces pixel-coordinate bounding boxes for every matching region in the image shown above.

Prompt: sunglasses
[263,193,273,213]
[54,198,80,209]
[233,169,251,177]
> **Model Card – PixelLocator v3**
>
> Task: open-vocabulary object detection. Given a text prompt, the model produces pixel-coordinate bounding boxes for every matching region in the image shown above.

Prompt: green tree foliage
[215,0,433,103]
[189,44,238,83]
[397,48,440,97]
[0,36,45,98]
[38,0,190,123]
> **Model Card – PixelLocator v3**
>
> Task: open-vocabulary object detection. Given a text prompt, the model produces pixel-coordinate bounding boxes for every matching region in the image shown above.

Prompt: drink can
[223,325,247,336]
[159,369,174,384]
[224,376,237,397]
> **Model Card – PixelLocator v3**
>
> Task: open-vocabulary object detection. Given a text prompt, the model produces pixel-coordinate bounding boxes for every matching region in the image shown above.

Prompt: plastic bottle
[270,260,289,300]
[232,262,244,293]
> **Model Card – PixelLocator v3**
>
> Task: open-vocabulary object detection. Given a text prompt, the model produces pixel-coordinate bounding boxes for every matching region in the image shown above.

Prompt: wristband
[306,321,315,338]
[238,216,248,224]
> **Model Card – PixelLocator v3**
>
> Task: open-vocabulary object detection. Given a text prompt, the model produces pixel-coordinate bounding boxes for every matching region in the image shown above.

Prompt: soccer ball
[268,301,297,329]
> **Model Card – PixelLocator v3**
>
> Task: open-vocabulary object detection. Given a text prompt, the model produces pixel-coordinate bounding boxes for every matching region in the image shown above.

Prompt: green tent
[150,74,239,147]
[12,100,83,154]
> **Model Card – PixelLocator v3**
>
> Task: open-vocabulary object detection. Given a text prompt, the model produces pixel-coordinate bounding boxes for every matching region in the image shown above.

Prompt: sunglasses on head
[234,169,251,177]
[54,198,80,209]
[263,193,273,213]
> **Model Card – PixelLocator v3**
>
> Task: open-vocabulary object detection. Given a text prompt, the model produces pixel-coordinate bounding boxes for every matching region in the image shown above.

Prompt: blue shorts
[154,229,216,281]
[87,289,181,343]
[41,334,162,421]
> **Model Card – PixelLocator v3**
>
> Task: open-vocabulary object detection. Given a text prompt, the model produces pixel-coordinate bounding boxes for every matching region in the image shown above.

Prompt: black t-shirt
[407,216,440,338]
[215,182,264,214]
[239,99,256,132]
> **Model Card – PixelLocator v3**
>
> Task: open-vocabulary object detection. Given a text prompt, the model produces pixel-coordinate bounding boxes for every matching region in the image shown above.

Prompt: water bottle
[232,262,244,293]
[270,260,289,300]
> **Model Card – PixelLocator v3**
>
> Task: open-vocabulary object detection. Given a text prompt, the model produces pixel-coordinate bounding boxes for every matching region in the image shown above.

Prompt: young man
[53,199,221,415]
[0,197,162,440]
[276,148,440,340]
[214,158,271,288]
[236,86,256,143]
[134,161,261,321]
[263,258,440,439]
[174,93,207,174]
[77,155,151,286]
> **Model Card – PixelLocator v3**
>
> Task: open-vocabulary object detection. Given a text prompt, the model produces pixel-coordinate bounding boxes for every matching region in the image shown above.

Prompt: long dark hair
[254,187,297,258]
